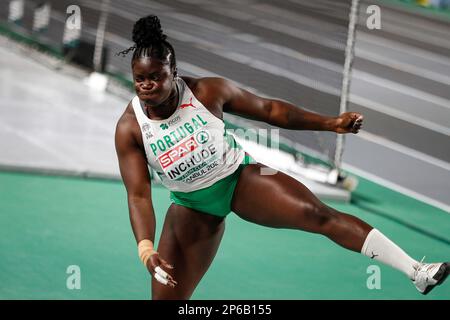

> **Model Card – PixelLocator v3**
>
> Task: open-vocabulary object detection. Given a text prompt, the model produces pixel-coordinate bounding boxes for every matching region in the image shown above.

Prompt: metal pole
[334,0,360,172]
[93,0,110,72]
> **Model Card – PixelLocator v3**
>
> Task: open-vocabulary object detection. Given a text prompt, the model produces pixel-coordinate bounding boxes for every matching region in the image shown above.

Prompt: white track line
[358,32,450,67]
[356,47,450,86]
[353,70,450,112]
[343,163,450,214]
[357,131,450,171]
[350,94,450,136]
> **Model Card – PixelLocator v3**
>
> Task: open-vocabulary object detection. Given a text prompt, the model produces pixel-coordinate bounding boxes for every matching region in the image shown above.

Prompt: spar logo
[159,137,198,169]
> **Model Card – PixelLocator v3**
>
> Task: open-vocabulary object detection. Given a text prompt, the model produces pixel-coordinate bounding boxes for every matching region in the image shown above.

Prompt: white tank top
[132,77,245,192]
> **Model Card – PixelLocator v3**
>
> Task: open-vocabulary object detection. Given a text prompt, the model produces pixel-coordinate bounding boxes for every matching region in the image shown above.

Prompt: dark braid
[117,15,176,72]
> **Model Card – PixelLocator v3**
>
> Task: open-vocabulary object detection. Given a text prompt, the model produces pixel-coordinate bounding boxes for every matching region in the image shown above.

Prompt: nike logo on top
[180,97,196,109]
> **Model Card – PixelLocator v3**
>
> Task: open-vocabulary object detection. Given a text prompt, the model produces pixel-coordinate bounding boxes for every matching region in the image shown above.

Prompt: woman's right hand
[146,252,177,288]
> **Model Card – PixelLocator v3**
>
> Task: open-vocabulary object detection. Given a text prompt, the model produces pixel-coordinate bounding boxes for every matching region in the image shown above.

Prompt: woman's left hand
[334,112,364,134]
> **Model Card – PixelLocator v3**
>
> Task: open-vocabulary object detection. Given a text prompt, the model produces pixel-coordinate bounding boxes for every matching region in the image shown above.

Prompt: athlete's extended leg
[232,164,372,251]
[231,163,449,294]
[152,204,225,300]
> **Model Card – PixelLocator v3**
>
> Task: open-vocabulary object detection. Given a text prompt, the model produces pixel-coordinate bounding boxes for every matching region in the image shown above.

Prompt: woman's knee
[300,203,338,233]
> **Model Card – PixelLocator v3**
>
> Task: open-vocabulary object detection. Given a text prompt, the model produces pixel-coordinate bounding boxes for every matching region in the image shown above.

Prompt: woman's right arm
[115,116,156,244]
[115,115,177,287]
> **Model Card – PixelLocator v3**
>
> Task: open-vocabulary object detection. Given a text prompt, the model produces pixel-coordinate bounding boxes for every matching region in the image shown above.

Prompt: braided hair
[118,15,177,74]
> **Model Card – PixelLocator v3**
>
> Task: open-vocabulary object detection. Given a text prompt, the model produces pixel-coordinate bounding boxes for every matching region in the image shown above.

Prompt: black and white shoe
[412,260,449,295]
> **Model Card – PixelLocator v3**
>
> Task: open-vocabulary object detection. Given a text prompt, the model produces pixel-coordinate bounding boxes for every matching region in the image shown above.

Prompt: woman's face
[132,57,175,107]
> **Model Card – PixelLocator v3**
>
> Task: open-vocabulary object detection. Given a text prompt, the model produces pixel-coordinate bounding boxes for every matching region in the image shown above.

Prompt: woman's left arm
[221,78,363,134]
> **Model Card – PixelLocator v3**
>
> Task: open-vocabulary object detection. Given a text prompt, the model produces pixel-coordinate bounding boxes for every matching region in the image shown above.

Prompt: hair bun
[132,15,167,47]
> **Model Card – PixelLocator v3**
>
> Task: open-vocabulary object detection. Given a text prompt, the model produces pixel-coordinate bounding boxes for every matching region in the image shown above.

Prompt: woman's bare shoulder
[182,76,230,100]
[116,101,141,143]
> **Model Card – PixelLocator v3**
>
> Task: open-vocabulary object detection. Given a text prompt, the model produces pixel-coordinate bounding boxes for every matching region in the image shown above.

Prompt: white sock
[361,229,418,280]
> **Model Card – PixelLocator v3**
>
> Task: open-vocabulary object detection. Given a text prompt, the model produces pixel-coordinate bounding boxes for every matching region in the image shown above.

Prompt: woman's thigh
[231,163,334,231]
[152,203,225,300]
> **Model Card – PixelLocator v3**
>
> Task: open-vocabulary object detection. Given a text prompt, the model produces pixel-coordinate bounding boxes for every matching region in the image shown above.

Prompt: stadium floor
[0,170,448,299]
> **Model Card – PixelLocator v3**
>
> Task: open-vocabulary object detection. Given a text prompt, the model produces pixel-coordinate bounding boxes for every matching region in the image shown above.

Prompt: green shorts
[169,153,255,218]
